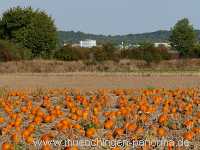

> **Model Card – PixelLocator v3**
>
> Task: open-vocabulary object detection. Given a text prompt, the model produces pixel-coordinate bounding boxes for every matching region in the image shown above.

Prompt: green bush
[190,43,200,58]
[54,43,118,62]
[102,43,116,59]
[122,43,171,64]
[0,40,32,61]
[143,46,171,64]
[54,45,90,61]
[92,47,108,62]
[91,43,119,62]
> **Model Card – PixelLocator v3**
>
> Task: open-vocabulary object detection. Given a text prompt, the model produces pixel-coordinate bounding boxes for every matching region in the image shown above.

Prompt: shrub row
[3,39,200,64]
[54,43,172,64]
[121,44,171,64]
[0,40,32,61]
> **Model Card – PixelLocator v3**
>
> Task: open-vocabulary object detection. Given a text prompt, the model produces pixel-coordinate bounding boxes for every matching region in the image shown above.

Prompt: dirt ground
[0,73,200,90]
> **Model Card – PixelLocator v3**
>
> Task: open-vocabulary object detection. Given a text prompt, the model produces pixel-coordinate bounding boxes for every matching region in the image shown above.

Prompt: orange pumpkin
[104,119,114,129]
[126,123,137,132]
[183,131,194,141]
[158,114,168,124]
[2,143,13,150]
[0,117,4,123]
[111,147,121,150]
[184,120,194,129]
[114,128,124,137]
[44,115,52,123]
[22,130,30,138]
[65,146,79,150]
[86,128,96,138]
[157,128,166,137]
[11,133,20,143]
[41,145,52,150]
[26,136,34,144]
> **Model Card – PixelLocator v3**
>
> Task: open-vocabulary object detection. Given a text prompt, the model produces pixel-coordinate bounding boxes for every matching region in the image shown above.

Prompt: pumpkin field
[0,86,200,150]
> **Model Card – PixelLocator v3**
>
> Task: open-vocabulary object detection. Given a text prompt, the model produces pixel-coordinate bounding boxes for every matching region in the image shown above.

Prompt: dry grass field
[1,59,200,90]
[1,59,200,73]
[0,73,200,90]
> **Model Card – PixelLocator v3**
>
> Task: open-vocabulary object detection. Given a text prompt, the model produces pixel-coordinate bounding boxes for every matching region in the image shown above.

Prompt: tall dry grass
[0,59,200,73]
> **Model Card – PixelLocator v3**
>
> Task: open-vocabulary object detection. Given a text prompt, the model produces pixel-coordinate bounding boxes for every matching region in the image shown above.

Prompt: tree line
[0,6,200,63]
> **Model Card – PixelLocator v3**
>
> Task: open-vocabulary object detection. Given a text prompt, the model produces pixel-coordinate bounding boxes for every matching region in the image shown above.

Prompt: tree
[192,43,200,57]
[169,18,197,57]
[0,6,57,58]
[0,39,32,61]
[93,47,107,62]
[139,41,154,50]
[102,42,116,59]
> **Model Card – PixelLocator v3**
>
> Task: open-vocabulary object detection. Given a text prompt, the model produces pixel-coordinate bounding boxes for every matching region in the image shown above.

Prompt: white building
[154,42,171,48]
[80,39,96,48]
[119,42,140,49]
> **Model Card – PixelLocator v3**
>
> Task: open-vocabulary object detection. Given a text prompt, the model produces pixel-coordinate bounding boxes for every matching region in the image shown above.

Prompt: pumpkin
[136,127,144,135]
[157,128,166,137]
[114,128,124,137]
[26,136,34,144]
[41,145,52,150]
[11,133,20,143]
[65,146,79,150]
[73,124,82,130]
[34,116,43,125]
[104,119,114,129]
[0,117,4,123]
[44,115,52,123]
[183,131,194,141]
[22,130,30,138]
[158,114,168,124]
[184,120,194,129]
[111,147,121,150]
[86,128,96,138]
[126,123,137,132]
[2,143,13,150]
[20,106,28,113]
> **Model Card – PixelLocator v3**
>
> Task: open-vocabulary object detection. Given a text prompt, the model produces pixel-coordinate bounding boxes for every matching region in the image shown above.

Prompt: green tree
[139,42,154,50]
[192,43,200,57]
[0,6,57,58]
[169,18,197,57]
[0,39,32,61]
[93,47,107,61]
[102,42,116,59]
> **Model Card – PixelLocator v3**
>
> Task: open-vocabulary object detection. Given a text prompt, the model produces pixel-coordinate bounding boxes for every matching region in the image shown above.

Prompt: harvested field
[0,73,200,90]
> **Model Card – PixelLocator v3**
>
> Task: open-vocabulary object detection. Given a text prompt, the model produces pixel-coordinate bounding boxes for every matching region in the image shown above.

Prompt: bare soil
[0,73,200,90]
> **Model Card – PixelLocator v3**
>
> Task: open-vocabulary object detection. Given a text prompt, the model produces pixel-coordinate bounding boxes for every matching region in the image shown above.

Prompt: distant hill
[58,30,200,45]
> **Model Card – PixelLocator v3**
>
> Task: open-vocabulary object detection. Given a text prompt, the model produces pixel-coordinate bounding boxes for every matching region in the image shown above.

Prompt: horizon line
[58,29,200,36]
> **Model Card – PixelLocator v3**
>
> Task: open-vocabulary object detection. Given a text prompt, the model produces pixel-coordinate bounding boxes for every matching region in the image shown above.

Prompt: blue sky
[0,0,199,35]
